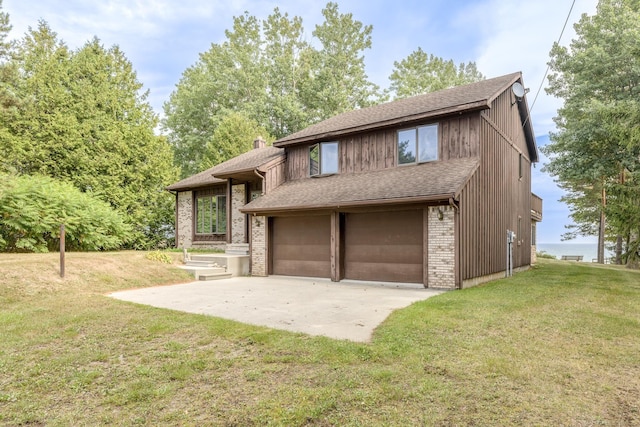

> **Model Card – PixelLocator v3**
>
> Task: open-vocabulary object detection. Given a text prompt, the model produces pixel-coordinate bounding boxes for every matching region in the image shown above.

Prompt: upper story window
[310,141,339,176]
[398,124,438,165]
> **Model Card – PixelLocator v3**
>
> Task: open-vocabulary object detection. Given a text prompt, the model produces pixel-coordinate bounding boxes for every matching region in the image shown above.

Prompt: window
[310,142,338,176]
[195,195,226,234]
[531,222,537,246]
[398,124,438,165]
[519,153,523,179]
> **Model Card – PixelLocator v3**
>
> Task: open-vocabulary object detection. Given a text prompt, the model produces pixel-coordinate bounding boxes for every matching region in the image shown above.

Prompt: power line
[527,0,577,120]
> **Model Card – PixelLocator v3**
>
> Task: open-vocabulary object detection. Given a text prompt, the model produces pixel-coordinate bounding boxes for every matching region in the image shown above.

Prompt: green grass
[1,253,639,425]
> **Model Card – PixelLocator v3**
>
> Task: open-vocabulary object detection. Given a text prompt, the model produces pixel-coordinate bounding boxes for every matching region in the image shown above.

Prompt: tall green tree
[544,0,640,265]
[388,47,485,99]
[163,2,381,178]
[0,0,18,111]
[0,23,178,248]
[201,110,271,169]
[163,12,269,178]
[307,2,381,119]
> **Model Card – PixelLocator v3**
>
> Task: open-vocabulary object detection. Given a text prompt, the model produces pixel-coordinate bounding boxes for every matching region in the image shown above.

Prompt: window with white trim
[398,124,438,165]
[310,141,339,176]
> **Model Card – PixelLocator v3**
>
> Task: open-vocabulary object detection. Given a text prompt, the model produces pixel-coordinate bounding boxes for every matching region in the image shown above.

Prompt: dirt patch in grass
[1,256,640,425]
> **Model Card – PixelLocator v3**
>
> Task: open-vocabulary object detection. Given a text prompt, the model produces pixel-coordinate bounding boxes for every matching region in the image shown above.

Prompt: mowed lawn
[1,252,639,426]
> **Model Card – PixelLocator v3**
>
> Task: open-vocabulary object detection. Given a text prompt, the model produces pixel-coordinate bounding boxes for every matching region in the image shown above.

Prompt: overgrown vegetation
[0,3,178,250]
[1,254,638,425]
[0,174,130,252]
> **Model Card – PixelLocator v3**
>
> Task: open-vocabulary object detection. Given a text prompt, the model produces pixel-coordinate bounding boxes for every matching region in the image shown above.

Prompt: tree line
[544,0,640,266]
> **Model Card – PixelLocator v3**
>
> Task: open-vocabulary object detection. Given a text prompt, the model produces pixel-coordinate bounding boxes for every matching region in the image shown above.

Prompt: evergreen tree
[0,22,178,248]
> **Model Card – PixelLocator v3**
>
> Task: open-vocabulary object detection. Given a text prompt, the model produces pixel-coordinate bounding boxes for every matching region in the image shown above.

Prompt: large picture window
[195,195,227,234]
[310,142,339,176]
[398,124,438,165]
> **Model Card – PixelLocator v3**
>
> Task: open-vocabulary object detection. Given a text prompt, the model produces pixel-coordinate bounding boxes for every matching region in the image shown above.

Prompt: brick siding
[427,206,456,289]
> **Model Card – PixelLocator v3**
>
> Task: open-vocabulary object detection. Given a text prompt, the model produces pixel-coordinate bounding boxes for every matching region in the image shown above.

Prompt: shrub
[145,250,173,264]
[0,174,130,252]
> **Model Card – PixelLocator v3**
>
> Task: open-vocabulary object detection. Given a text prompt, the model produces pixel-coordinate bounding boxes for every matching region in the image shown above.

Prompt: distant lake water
[537,243,614,262]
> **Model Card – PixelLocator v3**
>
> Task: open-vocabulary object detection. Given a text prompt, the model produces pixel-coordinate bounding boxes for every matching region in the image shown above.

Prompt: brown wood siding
[344,210,423,283]
[265,161,286,193]
[271,215,331,278]
[285,116,480,181]
[439,114,480,161]
[458,89,532,281]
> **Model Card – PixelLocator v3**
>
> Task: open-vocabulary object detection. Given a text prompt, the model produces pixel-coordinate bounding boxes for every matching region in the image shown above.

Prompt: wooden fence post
[60,224,65,278]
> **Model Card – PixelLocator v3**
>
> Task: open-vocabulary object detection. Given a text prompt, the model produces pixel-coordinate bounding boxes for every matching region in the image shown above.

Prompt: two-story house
[167,72,542,289]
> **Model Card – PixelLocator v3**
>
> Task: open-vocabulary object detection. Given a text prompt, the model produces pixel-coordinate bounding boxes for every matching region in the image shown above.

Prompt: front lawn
[1,253,638,425]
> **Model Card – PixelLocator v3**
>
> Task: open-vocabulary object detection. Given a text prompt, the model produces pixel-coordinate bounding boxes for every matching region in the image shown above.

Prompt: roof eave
[241,193,456,215]
[274,101,491,147]
[165,180,225,192]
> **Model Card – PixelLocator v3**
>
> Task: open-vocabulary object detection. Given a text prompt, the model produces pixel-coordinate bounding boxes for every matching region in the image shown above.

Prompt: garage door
[271,216,331,278]
[345,210,423,283]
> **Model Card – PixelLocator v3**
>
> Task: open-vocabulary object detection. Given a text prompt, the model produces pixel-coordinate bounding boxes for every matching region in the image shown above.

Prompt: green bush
[145,250,173,264]
[0,174,131,252]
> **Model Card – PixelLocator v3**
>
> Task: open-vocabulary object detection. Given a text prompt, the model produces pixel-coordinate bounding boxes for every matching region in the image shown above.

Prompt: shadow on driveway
[108,275,444,342]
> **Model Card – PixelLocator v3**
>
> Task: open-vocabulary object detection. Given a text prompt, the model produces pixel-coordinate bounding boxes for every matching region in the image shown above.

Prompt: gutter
[241,193,455,215]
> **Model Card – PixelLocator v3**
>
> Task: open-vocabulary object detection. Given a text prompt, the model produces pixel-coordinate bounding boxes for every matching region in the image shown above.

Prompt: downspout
[254,169,266,195]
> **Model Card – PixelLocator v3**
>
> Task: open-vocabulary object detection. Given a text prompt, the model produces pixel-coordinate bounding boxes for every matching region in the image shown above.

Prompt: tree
[388,47,485,99]
[201,111,272,169]
[163,3,382,177]
[544,0,640,265]
[0,0,18,110]
[307,2,381,119]
[0,23,179,249]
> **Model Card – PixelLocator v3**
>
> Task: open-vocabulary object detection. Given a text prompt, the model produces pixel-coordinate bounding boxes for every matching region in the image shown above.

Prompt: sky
[3,0,600,244]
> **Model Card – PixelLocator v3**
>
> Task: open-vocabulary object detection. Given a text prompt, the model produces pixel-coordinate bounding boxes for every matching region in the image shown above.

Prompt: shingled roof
[165,167,226,191]
[166,146,284,191]
[241,157,479,214]
[274,72,524,147]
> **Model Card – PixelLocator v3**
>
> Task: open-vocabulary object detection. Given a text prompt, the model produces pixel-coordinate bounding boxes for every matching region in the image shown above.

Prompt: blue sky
[3,0,599,243]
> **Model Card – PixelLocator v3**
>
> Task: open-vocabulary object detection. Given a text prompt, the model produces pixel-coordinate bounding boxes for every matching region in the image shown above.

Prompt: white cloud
[474,0,598,137]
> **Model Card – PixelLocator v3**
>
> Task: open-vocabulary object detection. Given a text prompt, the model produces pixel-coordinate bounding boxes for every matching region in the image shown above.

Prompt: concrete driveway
[108,276,444,342]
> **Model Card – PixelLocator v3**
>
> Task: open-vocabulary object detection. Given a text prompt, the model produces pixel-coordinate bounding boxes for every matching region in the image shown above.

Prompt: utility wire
[525,0,577,127]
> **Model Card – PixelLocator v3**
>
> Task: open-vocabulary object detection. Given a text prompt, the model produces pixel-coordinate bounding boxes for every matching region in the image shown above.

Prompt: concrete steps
[181,251,250,278]
[198,271,233,281]
[225,243,250,255]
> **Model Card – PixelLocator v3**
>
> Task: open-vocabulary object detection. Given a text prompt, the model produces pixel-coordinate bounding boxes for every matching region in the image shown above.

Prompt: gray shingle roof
[165,167,226,191]
[241,157,479,213]
[213,146,283,177]
[166,146,284,191]
[274,72,522,147]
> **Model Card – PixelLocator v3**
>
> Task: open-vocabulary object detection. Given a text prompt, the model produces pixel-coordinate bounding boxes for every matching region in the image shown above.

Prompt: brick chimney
[253,136,266,149]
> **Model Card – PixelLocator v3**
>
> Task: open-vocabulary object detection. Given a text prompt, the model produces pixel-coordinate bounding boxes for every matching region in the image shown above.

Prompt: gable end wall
[458,89,532,281]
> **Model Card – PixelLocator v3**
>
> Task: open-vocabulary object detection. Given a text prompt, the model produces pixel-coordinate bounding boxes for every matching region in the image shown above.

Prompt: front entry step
[181,252,250,277]
[226,243,250,255]
[198,271,233,281]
